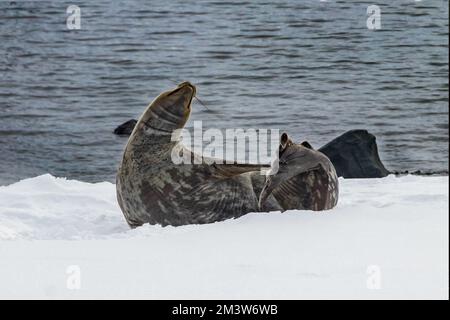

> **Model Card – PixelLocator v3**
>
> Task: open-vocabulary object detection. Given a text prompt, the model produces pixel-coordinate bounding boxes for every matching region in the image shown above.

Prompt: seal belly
[121,164,259,226]
[272,168,339,211]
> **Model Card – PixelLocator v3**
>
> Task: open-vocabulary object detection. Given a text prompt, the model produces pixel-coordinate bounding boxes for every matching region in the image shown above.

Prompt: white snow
[0,174,448,299]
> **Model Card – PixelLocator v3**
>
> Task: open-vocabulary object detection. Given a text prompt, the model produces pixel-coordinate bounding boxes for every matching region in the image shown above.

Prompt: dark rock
[114,119,137,135]
[319,129,390,178]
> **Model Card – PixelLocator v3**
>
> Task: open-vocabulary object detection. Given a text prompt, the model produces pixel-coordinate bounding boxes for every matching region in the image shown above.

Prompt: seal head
[133,81,195,137]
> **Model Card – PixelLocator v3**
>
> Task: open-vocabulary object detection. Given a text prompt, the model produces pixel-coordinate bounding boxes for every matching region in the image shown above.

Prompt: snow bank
[0,174,448,299]
[0,174,127,240]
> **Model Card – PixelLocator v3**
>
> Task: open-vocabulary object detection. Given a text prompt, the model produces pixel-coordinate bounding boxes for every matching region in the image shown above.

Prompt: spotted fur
[116,82,339,227]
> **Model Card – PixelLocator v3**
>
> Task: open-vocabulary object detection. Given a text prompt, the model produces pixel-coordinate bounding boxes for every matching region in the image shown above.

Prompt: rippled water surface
[0,0,448,185]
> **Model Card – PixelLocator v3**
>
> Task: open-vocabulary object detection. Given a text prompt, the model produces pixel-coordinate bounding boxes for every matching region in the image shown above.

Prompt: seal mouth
[169,81,196,108]
[176,81,196,95]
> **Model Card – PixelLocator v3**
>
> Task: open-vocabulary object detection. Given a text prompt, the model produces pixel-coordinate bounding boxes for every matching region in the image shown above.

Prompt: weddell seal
[116,81,338,227]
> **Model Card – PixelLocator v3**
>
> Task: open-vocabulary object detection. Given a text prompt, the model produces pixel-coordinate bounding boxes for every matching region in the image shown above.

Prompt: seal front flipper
[259,133,339,212]
[211,162,267,177]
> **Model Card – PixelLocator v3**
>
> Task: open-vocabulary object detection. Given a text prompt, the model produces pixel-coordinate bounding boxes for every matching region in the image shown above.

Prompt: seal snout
[168,81,196,112]
[175,81,196,98]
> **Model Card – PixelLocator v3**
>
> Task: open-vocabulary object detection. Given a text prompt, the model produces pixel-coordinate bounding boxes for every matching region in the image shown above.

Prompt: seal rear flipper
[300,141,314,149]
[260,166,338,212]
[259,133,339,211]
[271,169,337,211]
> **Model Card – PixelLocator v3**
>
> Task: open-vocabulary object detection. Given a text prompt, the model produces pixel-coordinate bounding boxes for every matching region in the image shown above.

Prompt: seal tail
[258,133,338,211]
